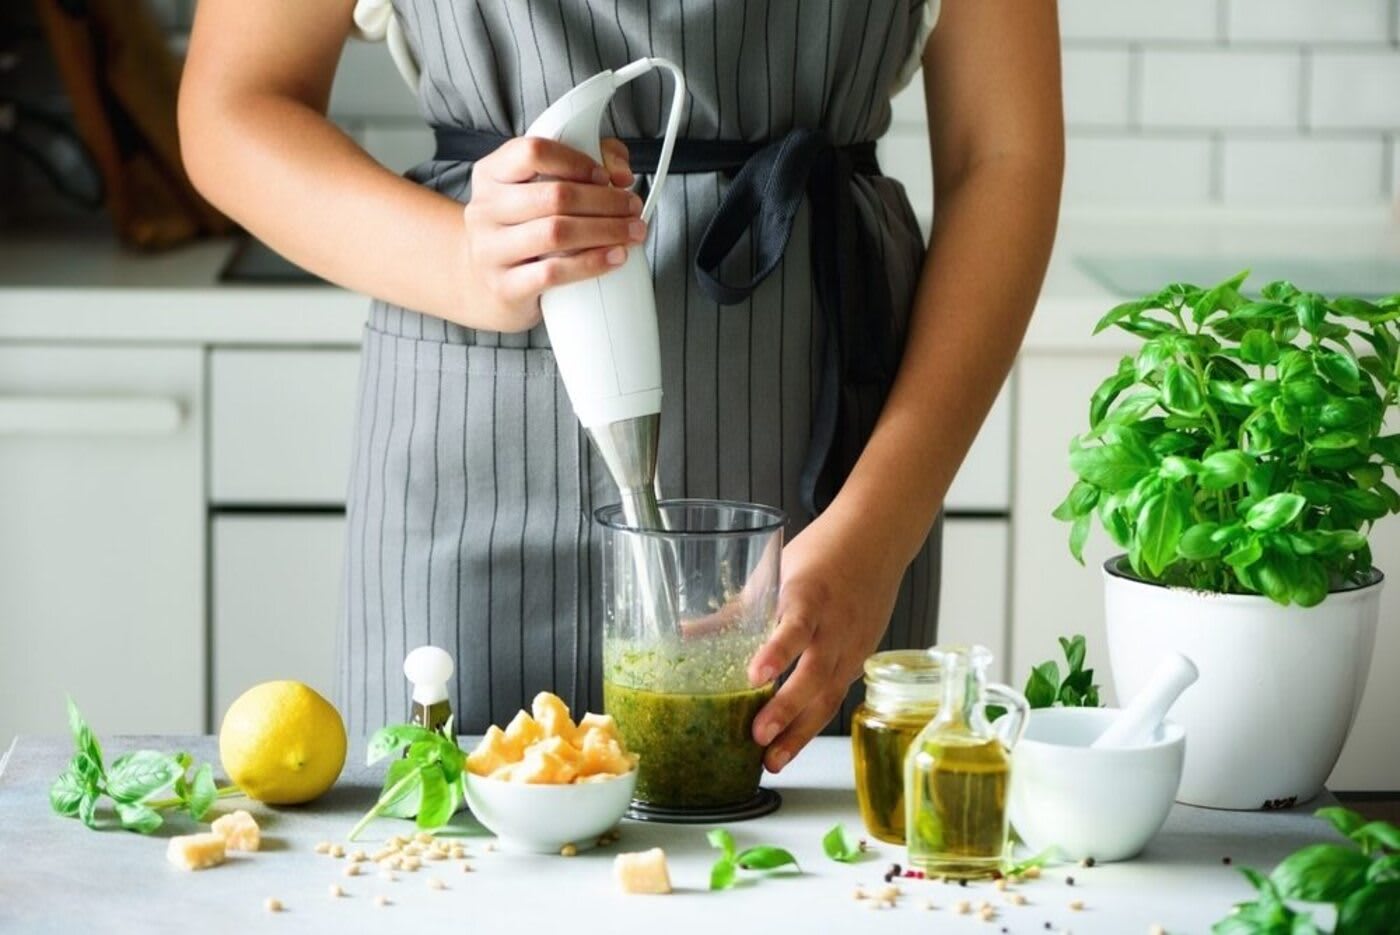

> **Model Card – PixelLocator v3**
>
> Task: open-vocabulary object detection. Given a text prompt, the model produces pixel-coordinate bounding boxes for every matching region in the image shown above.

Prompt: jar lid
[863,649,940,702]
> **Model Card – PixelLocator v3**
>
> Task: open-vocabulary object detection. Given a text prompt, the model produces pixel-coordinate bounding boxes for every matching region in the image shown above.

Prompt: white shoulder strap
[350,0,421,93]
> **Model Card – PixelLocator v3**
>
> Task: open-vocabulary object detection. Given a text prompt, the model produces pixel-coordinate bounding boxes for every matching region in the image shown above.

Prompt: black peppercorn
[1083,856,1096,868]
[959,879,968,887]
[1222,856,1232,865]
[1067,876,1076,886]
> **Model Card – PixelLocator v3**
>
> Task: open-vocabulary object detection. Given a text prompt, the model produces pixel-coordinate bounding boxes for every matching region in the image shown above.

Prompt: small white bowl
[1009,707,1185,863]
[463,770,637,854]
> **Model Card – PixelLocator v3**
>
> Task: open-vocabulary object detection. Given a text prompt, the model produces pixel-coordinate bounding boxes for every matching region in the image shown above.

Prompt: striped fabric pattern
[339,0,941,736]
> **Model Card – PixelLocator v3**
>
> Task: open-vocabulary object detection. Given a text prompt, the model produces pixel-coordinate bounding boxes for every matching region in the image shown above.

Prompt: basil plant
[1056,272,1400,607]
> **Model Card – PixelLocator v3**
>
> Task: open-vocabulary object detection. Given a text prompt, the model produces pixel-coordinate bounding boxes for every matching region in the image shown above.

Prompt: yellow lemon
[219,681,347,805]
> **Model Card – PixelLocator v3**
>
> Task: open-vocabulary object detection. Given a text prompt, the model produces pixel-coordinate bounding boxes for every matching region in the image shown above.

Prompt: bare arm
[750,0,1063,770]
[826,0,1065,570]
[179,0,642,328]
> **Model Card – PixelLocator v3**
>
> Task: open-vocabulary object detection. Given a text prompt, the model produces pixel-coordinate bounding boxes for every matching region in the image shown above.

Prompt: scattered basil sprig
[1002,846,1059,877]
[988,635,1101,721]
[708,828,800,890]
[822,823,864,863]
[49,698,239,834]
[348,722,464,841]
[1213,807,1400,934]
[1059,274,1400,606]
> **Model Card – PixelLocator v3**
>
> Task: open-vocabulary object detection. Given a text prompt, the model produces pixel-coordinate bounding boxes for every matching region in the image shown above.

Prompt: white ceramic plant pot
[1103,558,1382,810]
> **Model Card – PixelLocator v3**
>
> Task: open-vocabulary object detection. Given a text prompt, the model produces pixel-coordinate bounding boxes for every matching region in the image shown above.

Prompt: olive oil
[851,649,941,845]
[903,645,1028,880]
[905,734,1010,877]
[852,711,932,844]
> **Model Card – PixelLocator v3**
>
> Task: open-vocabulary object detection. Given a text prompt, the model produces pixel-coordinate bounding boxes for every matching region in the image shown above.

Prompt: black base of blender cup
[624,787,782,824]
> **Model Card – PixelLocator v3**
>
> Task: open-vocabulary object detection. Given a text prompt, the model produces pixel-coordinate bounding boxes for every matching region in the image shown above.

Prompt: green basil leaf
[1338,488,1389,520]
[66,698,104,778]
[1352,820,1400,854]
[1052,481,1098,521]
[1088,362,1135,427]
[1271,843,1371,903]
[186,763,218,821]
[366,724,437,765]
[1311,430,1363,450]
[1270,397,1303,436]
[707,828,737,861]
[114,801,163,835]
[1159,455,1200,480]
[1001,846,1058,877]
[1199,450,1251,491]
[1025,662,1061,709]
[1068,513,1091,564]
[106,751,182,804]
[1372,434,1400,465]
[710,857,738,891]
[1137,491,1186,577]
[1337,881,1400,934]
[1320,398,1372,429]
[1351,463,1384,490]
[415,766,452,830]
[1246,493,1307,532]
[1368,854,1400,885]
[736,846,800,872]
[1180,523,1225,560]
[1226,536,1265,569]
[1317,350,1362,394]
[1069,442,1153,491]
[1254,553,1295,605]
[379,758,425,819]
[1294,293,1327,335]
[50,770,86,817]
[1059,635,1087,674]
[1162,363,1205,415]
[1208,380,1251,407]
[1240,330,1280,366]
[822,824,860,863]
[77,790,99,830]
[1093,300,1152,336]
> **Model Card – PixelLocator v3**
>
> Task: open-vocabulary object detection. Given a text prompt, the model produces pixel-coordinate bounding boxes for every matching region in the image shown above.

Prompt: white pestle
[1091,652,1199,749]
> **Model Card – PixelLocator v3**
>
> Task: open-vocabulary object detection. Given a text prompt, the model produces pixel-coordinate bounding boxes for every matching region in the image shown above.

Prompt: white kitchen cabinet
[210,349,362,505]
[938,518,1011,681]
[212,515,346,726]
[0,346,204,744]
[1012,353,1400,790]
[944,381,1013,514]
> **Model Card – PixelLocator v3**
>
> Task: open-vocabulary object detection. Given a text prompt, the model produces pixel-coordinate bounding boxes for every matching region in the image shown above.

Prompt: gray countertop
[0,735,1340,934]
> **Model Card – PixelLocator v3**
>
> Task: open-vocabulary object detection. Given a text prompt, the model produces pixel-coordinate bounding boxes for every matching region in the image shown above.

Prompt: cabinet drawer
[0,345,204,743]
[212,515,345,723]
[210,349,361,504]
[944,380,1013,514]
[937,518,1010,681]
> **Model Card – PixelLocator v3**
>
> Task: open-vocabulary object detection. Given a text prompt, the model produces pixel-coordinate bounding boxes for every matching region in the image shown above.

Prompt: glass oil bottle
[851,650,941,844]
[904,645,1028,880]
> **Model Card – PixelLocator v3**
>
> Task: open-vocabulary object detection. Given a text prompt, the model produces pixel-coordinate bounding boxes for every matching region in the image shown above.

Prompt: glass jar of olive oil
[905,646,1028,880]
[851,650,942,844]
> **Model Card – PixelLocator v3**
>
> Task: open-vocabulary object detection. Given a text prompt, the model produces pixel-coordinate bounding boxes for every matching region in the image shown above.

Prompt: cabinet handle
[0,396,184,437]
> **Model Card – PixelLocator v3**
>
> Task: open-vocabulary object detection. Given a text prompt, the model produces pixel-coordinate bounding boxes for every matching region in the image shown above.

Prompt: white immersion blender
[526,58,686,631]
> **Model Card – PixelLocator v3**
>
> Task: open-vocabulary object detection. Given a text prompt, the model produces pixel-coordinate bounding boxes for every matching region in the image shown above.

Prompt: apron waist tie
[432,126,899,518]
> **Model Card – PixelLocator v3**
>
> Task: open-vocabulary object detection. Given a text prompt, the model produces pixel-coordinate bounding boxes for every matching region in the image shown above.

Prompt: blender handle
[985,683,1031,751]
[613,57,686,224]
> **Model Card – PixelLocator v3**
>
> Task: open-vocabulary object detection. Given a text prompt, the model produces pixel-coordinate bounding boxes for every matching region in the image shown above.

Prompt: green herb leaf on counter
[49,698,240,834]
[708,828,800,890]
[1002,846,1058,877]
[822,823,862,863]
[1213,807,1400,934]
[349,719,465,841]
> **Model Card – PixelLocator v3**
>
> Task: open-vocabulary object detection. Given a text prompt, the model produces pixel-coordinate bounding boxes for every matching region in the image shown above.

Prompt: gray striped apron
[337,0,942,737]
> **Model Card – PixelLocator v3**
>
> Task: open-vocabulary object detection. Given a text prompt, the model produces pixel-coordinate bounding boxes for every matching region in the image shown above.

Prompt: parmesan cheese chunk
[613,848,672,895]
[166,832,227,871]
[210,810,261,852]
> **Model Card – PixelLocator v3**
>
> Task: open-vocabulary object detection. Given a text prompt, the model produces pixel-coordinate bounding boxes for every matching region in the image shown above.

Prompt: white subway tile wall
[1140,50,1301,129]
[1221,138,1386,206]
[1063,136,1215,205]
[163,0,1399,208]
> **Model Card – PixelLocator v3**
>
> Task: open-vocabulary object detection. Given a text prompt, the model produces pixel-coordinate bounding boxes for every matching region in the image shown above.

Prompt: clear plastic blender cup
[597,499,785,817]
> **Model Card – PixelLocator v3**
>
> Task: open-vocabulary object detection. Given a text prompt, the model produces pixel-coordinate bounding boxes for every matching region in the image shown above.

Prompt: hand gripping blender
[526,58,686,631]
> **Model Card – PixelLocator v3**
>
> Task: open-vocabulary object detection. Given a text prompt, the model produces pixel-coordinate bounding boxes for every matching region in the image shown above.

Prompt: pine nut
[427,878,447,891]
[264,898,283,913]
[328,884,344,898]
[344,864,361,878]
[560,843,578,857]
[374,895,390,907]
[314,842,331,854]
[1070,899,1085,911]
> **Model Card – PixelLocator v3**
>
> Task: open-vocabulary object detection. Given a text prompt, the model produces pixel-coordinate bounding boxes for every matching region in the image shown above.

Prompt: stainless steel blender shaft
[588,415,680,634]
